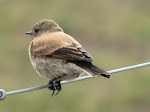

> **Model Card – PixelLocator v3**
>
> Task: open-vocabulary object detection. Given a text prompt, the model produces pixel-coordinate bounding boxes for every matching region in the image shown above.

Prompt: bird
[26,19,111,96]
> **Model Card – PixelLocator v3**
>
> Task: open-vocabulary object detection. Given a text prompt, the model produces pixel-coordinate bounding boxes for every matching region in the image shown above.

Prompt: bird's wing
[30,32,93,62]
[49,43,93,62]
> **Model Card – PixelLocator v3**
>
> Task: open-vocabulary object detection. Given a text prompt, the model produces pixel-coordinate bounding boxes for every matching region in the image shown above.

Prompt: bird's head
[26,19,63,38]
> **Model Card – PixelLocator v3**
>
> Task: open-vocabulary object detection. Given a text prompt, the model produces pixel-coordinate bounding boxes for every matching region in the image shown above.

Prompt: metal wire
[0,62,150,101]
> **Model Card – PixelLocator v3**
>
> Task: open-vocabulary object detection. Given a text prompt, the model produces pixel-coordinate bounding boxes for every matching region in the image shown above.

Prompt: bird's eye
[34,29,39,33]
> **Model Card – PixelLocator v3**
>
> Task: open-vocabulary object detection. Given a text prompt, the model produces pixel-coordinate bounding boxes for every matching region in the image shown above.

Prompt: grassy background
[0,0,150,112]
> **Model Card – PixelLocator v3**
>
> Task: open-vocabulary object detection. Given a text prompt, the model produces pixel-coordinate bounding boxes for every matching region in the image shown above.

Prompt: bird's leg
[48,79,56,97]
[54,81,62,96]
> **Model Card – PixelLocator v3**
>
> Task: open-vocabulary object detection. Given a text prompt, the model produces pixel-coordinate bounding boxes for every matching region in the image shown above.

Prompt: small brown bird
[26,19,111,96]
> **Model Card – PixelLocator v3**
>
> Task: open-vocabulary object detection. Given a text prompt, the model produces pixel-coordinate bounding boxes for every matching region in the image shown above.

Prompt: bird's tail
[74,61,111,78]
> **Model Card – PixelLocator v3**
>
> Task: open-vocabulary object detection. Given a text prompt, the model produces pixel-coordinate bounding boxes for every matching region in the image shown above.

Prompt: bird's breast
[29,51,84,81]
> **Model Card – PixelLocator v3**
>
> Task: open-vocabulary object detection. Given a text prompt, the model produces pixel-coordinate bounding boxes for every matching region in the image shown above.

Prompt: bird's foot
[54,81,61,96]
[48,81,56,97]
[48,80,62,96]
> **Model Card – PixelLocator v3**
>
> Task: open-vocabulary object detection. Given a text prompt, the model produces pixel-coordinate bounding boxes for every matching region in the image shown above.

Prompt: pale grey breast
[29,53,84,81]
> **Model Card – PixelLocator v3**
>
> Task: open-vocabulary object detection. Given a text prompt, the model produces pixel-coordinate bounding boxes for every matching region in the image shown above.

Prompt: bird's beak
[25,31,32,35]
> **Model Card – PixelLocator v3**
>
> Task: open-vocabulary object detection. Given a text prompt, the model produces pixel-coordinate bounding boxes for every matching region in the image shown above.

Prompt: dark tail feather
[74,61,111,78]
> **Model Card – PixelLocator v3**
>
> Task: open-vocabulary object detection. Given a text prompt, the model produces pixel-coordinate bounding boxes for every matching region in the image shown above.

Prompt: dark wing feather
[48,45,93,62]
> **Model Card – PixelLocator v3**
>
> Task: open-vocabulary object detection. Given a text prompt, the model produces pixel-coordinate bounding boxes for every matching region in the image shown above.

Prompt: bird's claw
[48,81,62,97]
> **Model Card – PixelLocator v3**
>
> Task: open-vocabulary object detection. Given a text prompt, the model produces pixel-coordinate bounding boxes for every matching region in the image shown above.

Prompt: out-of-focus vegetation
[0,0,150,112]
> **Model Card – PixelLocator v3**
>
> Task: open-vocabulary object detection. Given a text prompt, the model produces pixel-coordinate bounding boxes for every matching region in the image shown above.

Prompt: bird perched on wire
[26,19,111,96]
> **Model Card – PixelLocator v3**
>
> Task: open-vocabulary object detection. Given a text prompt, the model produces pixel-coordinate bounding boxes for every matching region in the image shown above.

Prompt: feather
[71,61,111,78]
[30,32,93,62]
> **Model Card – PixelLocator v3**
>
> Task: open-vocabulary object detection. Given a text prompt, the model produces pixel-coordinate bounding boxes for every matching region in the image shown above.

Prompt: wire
[0,62,150,101]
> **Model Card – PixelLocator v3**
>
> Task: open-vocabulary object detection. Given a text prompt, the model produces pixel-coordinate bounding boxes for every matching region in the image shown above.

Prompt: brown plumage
[26,19,111,96]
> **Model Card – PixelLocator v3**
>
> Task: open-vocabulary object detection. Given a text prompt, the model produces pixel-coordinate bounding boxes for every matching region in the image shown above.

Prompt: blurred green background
[0,0,150,112]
